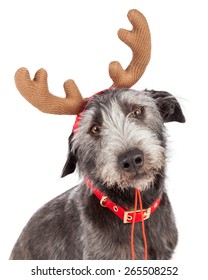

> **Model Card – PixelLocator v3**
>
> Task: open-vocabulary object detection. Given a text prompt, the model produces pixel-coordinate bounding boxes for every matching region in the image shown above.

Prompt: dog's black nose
[118,149,144,173]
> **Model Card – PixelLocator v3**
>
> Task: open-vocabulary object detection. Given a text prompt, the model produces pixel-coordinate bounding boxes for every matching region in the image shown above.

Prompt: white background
[0,0,207,278]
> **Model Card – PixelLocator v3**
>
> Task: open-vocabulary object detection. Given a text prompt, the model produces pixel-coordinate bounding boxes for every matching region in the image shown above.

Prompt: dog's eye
[90,124,101,135]
[131,106,143,118]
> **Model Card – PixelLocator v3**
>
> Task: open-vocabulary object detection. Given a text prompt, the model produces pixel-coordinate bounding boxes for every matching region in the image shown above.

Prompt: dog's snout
[118,149,144,173]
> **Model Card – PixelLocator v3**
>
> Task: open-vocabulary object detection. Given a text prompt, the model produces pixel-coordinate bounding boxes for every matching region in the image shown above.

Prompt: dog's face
[62,89,185,190]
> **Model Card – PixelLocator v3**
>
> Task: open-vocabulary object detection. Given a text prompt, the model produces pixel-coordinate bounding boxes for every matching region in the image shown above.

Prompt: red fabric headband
[72,89,107,134]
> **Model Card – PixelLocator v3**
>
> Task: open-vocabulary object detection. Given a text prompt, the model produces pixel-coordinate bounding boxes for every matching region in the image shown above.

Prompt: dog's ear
[61,132,77,177]
[148,90,186,123]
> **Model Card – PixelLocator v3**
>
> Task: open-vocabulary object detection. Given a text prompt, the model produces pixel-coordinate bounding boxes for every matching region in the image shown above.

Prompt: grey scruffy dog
[10,88,185,260]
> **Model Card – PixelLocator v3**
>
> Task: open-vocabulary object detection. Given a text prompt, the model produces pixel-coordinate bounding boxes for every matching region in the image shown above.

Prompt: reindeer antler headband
[15,9,151,115]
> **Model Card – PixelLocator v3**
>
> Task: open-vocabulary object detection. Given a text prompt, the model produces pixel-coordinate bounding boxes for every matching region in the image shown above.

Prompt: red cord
[131,189,138,260]
[137,189,148,260]
[131,188,148,260]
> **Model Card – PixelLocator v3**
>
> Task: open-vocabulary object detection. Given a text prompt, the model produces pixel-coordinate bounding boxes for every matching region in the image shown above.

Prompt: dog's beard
[94,167,162,191]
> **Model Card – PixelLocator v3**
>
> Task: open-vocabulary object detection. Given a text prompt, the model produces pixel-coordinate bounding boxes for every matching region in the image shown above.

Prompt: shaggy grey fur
[10,88,185,260]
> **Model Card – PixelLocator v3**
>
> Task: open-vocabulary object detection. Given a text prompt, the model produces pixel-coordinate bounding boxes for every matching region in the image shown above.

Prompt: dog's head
[62,89,185,190]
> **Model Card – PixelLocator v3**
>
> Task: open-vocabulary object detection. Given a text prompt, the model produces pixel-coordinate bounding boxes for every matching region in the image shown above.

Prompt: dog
[10,88,185,260]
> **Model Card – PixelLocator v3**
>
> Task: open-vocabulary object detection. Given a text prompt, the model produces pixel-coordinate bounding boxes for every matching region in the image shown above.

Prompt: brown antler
[15,68,86,115]
[109,9,151,88]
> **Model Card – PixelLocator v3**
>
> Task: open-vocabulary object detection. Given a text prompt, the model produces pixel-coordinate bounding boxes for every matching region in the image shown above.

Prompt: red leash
[130,188,138,260]
[131,189,148,260]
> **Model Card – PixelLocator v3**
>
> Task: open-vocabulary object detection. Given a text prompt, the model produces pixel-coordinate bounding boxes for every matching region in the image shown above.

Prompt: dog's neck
[86,172,164,210]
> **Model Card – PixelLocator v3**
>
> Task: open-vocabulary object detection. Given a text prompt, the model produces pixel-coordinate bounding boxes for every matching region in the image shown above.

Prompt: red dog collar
[85,178,161,224]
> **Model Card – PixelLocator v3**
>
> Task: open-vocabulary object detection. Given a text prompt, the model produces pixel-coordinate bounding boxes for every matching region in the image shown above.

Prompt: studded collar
[85,178,161,224]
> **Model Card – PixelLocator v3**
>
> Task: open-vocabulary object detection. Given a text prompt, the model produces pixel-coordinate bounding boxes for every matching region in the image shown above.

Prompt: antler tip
[63,79,75,87]
[127,9,143,19]
[15,67,28,78]
[64,79,84,100]
[15,67,32,91]
[109,61,123,78]
[34,68,48,82]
